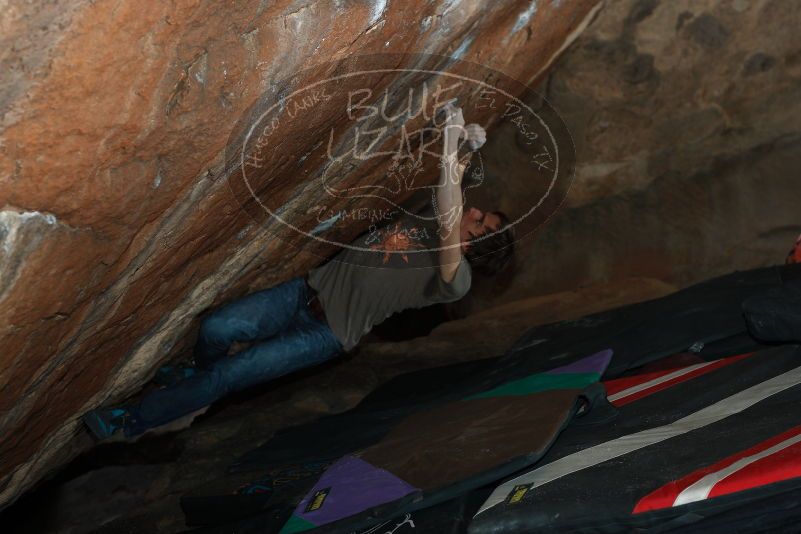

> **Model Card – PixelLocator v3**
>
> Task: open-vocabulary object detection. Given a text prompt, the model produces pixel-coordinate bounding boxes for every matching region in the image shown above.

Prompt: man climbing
[83,104,516,440]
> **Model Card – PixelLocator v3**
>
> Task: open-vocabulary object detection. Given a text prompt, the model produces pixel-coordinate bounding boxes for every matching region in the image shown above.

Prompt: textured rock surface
[360,276,676,367]
[0,0,602,508]
[467,0,801,308]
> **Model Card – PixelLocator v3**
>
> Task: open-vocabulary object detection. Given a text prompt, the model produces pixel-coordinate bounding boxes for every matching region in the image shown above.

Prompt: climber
[82,104,516,440]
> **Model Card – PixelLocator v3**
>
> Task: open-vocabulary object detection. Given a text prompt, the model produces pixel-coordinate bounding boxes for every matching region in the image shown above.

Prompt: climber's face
[460,207,501,252]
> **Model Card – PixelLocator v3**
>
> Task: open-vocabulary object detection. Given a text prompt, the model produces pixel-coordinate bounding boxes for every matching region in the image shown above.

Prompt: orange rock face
[0,0,601,507]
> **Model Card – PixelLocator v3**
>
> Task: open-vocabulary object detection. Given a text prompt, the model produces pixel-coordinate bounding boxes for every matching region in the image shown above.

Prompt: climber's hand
[462,123,486,151]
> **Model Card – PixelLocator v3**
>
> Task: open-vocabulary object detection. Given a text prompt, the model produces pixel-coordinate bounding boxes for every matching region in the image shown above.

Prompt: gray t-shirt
[307,215,471,351]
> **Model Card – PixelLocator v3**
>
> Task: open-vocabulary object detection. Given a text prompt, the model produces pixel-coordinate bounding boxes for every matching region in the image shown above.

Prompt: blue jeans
[126,277,342,436]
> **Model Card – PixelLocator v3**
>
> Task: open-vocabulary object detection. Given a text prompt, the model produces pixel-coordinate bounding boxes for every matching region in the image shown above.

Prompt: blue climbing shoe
[153,363,197,388]
[83,407,132,440]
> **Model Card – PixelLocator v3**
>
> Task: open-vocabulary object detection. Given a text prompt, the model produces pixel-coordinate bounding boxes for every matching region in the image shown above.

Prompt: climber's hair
[464,211,515,276]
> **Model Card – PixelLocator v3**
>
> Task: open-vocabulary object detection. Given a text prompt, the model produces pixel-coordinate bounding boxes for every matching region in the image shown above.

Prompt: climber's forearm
[437,154,466,283]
